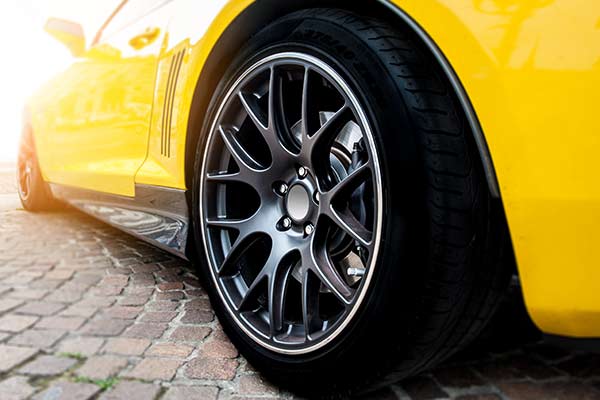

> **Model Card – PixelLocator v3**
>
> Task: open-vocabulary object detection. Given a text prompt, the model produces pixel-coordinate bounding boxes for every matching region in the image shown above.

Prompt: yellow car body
[27,0,600,341]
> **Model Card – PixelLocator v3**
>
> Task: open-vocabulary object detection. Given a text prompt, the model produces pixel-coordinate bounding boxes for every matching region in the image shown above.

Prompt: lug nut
[314,192,320,204]
[304,223,314,236]
[277,183,288,195]
[297,166,308,179]
[281,217,292,230]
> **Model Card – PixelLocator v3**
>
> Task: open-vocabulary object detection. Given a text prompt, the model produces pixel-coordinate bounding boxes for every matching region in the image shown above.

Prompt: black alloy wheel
[199,52,383,354]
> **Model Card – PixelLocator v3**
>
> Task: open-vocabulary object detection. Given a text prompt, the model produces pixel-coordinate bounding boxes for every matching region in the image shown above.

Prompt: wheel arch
[184,0,500,198]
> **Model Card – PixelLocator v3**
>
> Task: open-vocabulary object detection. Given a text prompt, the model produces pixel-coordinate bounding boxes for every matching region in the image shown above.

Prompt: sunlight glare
[0,0,119,162]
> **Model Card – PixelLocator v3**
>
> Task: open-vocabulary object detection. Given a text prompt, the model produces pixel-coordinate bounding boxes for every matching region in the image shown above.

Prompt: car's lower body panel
[50,183,189,260]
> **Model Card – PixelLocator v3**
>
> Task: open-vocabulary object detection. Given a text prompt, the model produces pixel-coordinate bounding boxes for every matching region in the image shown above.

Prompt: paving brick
[104,306,143,320]
[131,264,160,273]
[57,336,105,356]
[0,299,23,313]
[79,319,131,336]
[170,326,211,342]
[76,355,128,380]
[0,314,39,332]
[45,290,83,303]
[185,289,206,298]
[158,282,184,291]
[89,286,123,296]
[185,357,239,380]
[146,343,194,358]
[433,366,485,388]
[16,301,64,316]
[156,291,185,301]
[118,296,149,306]
[130,272,155,287]
[0,375,36,400]
[123,323,167,339]
[0,345,38,373]
[557,354,600,378]
[139,311,177,322]
[123,358,182,381]
[162,385,219,400]
[35,316,86,330]
[76,296,115,308]
[101,275,129,287]
[99,381,161,400]
[10,329,65,348]
[401,376,449,400]
[183,277,203,289]
[103,338,151,356]
[239,374,279,396]
[184,298,211,310]
[45,270,74,280]
[199,339,238,359]
[60,305,97,318]
[9,289,48,300]
[19,355,77,376]
[180,310,214,324]
[146,301,179,311]
[32,381,100,400]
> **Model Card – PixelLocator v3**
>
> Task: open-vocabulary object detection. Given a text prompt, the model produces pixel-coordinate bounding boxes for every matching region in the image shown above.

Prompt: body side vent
[161,49,185,158]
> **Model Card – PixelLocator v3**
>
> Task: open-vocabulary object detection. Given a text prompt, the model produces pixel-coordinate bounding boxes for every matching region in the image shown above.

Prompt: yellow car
[18,0,600,396]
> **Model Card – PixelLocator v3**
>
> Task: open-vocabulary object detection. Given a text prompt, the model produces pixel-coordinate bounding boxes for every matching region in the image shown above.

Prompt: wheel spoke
[327,162,372,203]
[303,104,352,159]
[301,67,321,140]
[301,268,322,340]
[238,91,268,132]
[219,125,263,172]
[217,231,257,277]
[328,207,373,248]
[319,162,374,247]
[237,270,268,311]
[205,171,244,184]
[268,252,293,336]
[207,215,254,233]
[303,243,353,305]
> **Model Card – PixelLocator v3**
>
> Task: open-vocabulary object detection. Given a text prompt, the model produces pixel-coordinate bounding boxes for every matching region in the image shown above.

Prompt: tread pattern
[293,8,511,393]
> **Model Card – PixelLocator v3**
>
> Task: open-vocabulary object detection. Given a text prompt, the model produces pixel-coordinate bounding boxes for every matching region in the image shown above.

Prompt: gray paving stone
[0,375,36,400]
[19,355,77,376]
[0,345,38,373]
[32,381,100,400]
[99,381,161,400]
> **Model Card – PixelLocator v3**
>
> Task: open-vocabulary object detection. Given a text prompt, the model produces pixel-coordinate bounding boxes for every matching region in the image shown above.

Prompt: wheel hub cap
[286,184,311,222]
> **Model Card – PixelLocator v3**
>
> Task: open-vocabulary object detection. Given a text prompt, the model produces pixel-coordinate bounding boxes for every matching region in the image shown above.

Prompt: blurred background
[0,0,120,164]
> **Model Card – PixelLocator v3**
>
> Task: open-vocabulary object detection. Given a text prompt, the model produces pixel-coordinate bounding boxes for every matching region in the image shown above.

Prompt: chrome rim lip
[199,52,384,355]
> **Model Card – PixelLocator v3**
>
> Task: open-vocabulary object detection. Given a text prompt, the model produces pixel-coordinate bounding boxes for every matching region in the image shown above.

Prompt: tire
[17,124,58,212]
[191,8,511,397]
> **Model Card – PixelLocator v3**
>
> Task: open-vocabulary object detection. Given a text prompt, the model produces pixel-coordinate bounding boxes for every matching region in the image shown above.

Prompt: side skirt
[50,183,190,260]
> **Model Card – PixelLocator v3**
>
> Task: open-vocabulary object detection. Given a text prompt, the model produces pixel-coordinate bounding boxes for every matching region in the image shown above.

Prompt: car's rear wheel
[192,8,510,397]
[17,124,58,212]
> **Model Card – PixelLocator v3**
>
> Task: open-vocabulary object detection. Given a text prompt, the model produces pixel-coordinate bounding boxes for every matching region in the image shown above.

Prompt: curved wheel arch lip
[181,0,500,197]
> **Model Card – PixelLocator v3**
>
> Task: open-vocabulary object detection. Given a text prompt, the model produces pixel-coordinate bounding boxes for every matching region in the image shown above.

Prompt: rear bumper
[508,198,600,338]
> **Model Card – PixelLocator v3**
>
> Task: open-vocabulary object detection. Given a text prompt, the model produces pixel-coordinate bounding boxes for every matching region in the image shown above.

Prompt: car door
[38,0,172,197]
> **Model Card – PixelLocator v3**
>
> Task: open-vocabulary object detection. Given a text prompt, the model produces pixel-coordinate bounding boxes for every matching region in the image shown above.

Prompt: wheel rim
[200,52,383,354]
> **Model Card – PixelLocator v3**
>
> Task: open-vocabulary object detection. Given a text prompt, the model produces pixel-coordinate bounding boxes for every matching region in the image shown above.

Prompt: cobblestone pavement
[1,169,600,400]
